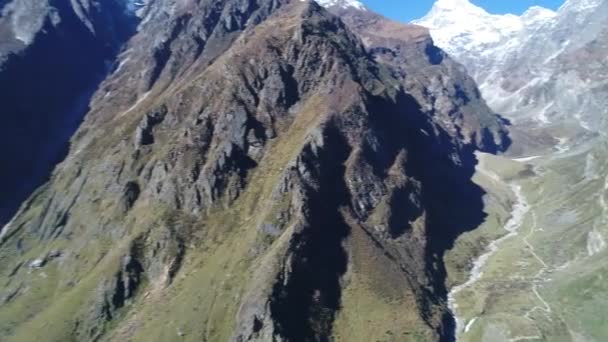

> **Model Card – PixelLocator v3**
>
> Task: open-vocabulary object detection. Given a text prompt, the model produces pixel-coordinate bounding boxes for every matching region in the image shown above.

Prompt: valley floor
[448,132,608,342]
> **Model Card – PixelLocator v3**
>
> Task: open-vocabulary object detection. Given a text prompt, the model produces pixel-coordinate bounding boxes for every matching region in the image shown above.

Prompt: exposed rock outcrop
[0,1,508,341]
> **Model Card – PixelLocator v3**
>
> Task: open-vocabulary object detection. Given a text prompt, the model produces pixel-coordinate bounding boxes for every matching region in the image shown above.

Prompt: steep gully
[388,92,507,341]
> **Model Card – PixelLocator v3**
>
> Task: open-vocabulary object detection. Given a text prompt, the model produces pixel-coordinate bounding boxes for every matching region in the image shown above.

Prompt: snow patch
[309,0,366,10]
[514,156,541,162]
[587,230,606,256]
[536,102,554,124]
[119,91,150,118]
[584,153,600,181]
[554,137,570,153]
[125,0,147,15]
[114,57,131,74]
[464,317,478,333]
[0,216,16,241]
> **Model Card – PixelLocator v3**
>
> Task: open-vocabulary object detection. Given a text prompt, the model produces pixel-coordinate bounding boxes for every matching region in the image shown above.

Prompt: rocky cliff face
[327,4,509,153]
[0,1,508,341]
[0,0,138,225]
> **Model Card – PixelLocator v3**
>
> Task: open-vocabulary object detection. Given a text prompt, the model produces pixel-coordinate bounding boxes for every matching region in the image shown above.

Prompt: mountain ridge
[0,0,509,341]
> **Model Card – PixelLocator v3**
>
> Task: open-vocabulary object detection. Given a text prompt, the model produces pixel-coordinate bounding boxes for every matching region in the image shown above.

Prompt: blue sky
[362,0,566,22]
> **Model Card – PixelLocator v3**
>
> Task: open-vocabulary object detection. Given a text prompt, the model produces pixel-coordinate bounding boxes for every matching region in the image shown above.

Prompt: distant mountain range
[416,0,608,151]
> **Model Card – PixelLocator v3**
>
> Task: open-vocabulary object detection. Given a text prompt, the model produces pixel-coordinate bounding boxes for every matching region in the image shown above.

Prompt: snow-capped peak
[313,0,366,10]
[559,0,604,12]
[414,0,608,131]
[432,0,480,12]
[414,0,525,55]
[522,6,557,24]
[523,6,557,18]
[415,0,559,45]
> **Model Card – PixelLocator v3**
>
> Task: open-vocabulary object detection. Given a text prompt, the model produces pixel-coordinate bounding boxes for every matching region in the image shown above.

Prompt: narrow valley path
[450,136,607,341]
[521,212,553,323]
[448,155,532,339]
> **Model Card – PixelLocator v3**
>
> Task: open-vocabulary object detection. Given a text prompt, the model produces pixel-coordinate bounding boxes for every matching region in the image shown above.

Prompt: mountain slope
[0,0,508,341]
[0,0,139,226]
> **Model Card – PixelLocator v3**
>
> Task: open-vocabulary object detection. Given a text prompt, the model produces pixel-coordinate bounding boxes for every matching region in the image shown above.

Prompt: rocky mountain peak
[0,0,508,340]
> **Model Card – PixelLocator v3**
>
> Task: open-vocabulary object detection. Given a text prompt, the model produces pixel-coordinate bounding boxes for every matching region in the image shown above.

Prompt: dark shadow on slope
[402,94,510,342]
[0,2,139,226]
[368,90,510,341]
[267,85,510,342]
[270,123,351,342]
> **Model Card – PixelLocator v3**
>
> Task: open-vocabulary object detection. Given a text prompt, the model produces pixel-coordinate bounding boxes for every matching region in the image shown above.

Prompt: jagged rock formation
[327,3,508,152]
[0,0,139,225]
[0,0,508,341]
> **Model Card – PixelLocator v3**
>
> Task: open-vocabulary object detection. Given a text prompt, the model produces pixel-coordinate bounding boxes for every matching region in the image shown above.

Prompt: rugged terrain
[0,0,509,341]
[0,0,140,225]
[417,0,608,340]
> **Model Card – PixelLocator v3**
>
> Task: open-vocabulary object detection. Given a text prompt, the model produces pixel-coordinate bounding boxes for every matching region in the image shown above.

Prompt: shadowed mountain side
[0,0,139,226]
[325,6,510,340]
